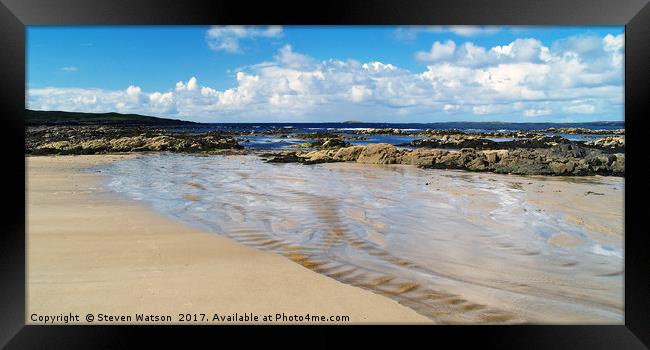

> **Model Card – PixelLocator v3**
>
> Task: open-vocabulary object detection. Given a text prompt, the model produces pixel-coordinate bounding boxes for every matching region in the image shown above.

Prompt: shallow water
[237,133,421,149]
[233,133,599,150]
[101,154,623,324]
[166,125,605,149]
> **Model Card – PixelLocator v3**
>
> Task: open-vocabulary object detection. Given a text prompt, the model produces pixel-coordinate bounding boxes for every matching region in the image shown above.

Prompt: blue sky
[27,26,624,123]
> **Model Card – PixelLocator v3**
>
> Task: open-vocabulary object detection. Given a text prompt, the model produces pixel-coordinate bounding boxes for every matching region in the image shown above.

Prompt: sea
[163,121,624,149]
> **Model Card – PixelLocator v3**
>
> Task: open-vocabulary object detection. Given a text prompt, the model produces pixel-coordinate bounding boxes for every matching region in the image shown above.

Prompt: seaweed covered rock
[536,127,624,135]
[584,136,625,153]
[262,143,624,176]
[403,135,572,150]
[26,125,242,155]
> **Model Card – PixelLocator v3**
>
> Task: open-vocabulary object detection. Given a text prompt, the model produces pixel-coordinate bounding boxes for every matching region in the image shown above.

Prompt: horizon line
[25,109,625,125]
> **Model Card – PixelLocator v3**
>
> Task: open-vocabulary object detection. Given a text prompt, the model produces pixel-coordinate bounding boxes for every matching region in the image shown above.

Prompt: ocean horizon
[167,120,624,131]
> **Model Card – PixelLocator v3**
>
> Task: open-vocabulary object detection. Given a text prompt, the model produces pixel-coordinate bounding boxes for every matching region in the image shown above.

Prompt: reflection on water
[102,153,623,324]
[232,133,602,150]
[237,133,422,149]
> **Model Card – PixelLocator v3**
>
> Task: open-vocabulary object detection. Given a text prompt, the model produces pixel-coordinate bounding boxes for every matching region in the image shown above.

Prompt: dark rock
[26,125,242,155]
[262,143,624,177]
[535,127,624,135]
[402,135,572,150]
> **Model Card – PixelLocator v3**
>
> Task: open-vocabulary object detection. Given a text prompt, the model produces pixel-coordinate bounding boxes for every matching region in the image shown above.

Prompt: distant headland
[25,109,197,126]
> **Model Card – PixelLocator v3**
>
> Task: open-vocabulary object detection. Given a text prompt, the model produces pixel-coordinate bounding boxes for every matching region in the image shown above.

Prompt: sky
[27,25,624,123]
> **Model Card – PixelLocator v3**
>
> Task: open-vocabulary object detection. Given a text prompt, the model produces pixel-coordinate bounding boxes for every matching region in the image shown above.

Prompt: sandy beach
[26,152,624,324]
[26,155,430,324]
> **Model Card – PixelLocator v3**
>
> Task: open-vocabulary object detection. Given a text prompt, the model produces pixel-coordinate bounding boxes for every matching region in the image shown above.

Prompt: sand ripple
[102,154,623,324]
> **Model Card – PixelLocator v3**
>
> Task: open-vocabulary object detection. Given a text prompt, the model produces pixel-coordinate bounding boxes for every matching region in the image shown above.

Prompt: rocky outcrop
[413,129,535,139]
[584,136,625,153]
[263,143,624,176]
[535,127,624,135]
[483,144,624,176]
[356,143,403,164]
[402,135,571,150]
[339,126,624,139]
[26,126,242,155]
[293,137,351,149]
[345,128,413,135]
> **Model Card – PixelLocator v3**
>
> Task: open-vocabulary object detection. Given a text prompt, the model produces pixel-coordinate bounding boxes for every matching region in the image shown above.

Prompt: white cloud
[206,25,283,53]
[394,26,501,41]
[603,33,624,52]
[27,33,624,122]
[472,104,515,115]
[415,40,456,62]
[126,85,141,96]
[349,85,372,102]
[524,108,551,117]
[175,77,198,91]
[446,26,501,37]
[274,45,313,68]
[61,66,78,72]
[491,38,548,62]
[603,33,624,67]
[552,35,602,54]
[361,61,397,74]
[443,104,459,111]
[566,103,596,114]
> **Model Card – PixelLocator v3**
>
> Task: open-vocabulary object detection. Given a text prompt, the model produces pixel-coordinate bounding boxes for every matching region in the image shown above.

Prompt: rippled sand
[102,153,623,324]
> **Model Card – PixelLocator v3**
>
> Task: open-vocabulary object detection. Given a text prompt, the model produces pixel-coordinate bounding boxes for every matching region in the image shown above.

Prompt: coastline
[26,124,625,177]
[26,154,430,324]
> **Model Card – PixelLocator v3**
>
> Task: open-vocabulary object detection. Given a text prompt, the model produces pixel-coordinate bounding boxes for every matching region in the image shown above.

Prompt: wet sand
[26,155,430,324]
[100,154,624,324]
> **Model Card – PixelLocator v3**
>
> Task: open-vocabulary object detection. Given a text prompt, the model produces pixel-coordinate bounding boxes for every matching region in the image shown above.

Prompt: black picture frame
[1,0,648,348]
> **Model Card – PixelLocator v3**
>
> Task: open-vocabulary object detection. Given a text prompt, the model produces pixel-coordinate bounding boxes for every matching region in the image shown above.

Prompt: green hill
[26,109,199,126]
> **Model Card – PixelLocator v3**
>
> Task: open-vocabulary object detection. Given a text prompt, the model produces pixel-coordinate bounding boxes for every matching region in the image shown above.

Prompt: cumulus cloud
[415,40,456,62]
[205,25,283,53]
[27,33,624,122]
[126,85,141,96]
[603,33,624,52]
[274,45,314,68]
[602,33,624,67]
[175,77,198,91]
